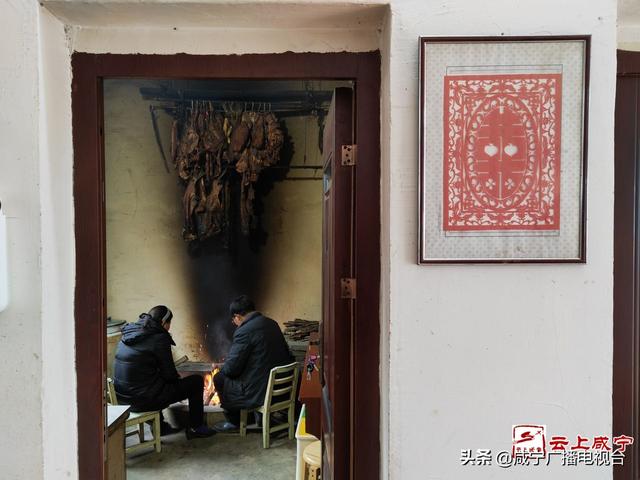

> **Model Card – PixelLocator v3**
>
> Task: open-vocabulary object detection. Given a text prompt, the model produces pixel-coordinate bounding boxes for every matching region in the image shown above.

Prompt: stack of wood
[283,319,319,341]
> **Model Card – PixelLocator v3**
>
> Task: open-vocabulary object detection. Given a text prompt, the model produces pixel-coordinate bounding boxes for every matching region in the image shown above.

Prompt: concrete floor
[126,430,297,480]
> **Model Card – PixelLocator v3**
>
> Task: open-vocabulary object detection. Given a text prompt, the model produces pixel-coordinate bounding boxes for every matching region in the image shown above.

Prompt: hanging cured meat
[230,113,251,156]
[171,101,284,245]
[250,113,265,149]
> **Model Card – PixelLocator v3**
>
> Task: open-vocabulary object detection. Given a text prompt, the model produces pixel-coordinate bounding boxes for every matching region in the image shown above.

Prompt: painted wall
[105,80,322,362]
[15,0,619,479]
[105,79,203,360]
[619,0,640,50]
[38,7,77,479]
[249,115,324,328]
[386,2,616,479]
[0,0,44,478]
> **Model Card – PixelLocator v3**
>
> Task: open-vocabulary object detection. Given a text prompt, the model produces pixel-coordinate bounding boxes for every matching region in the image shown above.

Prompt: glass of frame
[419,36,589,264]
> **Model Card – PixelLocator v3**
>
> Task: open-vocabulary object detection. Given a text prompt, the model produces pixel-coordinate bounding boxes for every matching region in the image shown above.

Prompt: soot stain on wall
[106,79,325,363]
[186,125,294,361]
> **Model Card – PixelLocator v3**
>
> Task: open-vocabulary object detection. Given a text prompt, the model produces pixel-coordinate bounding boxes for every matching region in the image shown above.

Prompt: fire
[203,365,221,406]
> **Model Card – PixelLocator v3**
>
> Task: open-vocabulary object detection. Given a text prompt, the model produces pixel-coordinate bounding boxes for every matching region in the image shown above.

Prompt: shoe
[160,421,182,436]
[186,425,217,439]
[213,421,239,433]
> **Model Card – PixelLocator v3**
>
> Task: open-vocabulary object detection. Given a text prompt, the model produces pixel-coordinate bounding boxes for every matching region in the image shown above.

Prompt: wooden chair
[106,378,161,454]
[239,362,300,448]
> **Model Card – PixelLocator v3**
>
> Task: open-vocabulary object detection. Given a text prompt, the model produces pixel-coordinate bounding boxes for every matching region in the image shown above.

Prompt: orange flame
[203,366,221,406]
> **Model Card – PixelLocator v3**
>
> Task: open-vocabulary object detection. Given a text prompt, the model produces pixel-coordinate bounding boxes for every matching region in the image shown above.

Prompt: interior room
[104,78,346,479]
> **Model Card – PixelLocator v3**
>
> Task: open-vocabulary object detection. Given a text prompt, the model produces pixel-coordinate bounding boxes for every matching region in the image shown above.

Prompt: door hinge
[340,277,356,299]
[341,144,357,166]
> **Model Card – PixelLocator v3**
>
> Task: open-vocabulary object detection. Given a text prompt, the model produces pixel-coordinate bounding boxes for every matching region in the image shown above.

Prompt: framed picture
[419,36,590,264]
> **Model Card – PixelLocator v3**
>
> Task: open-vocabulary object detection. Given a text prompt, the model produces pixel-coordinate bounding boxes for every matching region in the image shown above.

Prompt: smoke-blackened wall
[105,79,322,361]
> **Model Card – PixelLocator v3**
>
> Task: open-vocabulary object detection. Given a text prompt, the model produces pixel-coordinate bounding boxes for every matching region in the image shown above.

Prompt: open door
[321,87,354,480]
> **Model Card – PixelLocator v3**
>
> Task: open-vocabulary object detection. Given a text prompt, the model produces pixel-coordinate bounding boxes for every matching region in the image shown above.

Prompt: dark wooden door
[322,87,354,480]
[72,52,380,479]
[614,50,640,480]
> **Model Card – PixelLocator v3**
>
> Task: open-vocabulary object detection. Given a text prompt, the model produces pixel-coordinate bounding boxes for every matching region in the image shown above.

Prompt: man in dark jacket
[113,305,215,439]
[213,295,293,431]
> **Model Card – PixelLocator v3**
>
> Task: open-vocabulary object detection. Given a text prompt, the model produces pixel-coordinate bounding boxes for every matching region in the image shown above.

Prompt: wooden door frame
[72,51,381,479]
[321,87,355,480]
[614,49,640,480]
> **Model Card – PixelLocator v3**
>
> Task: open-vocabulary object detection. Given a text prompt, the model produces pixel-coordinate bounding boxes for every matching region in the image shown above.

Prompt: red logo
[512,425,547,457]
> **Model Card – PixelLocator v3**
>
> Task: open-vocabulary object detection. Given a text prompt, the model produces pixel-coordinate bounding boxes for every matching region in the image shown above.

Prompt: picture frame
[419,36,590,264]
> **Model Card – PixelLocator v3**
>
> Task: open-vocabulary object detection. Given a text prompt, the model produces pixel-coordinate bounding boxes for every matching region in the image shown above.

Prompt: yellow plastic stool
[303,440,322,480]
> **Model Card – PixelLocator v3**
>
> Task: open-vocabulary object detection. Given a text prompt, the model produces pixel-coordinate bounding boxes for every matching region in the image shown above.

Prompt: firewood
[284,319,319,342]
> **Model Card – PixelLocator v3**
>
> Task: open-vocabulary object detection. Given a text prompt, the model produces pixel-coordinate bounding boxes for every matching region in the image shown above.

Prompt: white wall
[25,1,618,479]
[55,2,385,54]
[619,0,640,50]
[386,1,616,479]
[0,0,44,478]
[38,7,77,479]
[379,7,392,480]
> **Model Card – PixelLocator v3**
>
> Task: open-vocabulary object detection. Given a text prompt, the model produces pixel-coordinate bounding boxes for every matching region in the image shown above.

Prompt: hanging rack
[140,87,332,117]
[145,85,330,179]
[150,103,325,118]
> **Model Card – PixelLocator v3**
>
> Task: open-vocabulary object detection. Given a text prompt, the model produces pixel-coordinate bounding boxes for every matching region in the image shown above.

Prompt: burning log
[202,365,222,407]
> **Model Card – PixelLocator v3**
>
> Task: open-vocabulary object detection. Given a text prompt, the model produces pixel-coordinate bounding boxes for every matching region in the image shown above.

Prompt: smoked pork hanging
[171,102,284,244]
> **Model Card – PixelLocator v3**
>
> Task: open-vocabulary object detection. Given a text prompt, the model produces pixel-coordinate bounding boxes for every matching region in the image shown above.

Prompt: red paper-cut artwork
[443,73,562,232]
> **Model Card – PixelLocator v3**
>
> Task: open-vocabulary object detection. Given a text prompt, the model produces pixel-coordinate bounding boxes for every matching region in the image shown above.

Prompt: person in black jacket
[113,305,215,439]
[213,295,293,432]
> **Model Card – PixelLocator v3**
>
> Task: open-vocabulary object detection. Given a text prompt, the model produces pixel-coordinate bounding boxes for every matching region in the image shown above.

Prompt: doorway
[72,52,380,480]
[614,49,640,480]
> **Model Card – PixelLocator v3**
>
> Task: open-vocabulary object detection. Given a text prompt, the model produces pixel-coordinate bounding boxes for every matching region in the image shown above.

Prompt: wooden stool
[303,440,321,480]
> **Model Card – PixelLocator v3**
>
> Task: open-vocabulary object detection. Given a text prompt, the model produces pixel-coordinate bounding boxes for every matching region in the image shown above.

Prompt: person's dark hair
[148,305,173,324]
[229,295,255,316]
